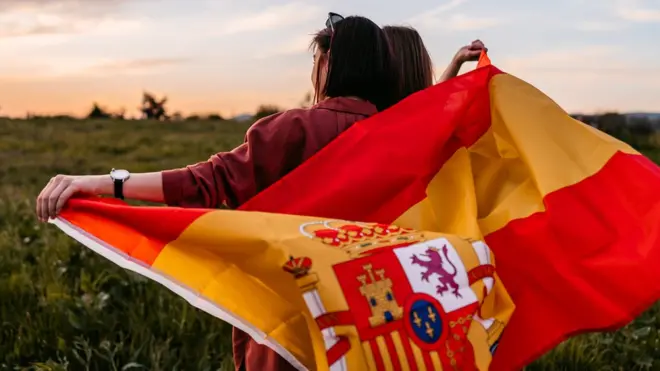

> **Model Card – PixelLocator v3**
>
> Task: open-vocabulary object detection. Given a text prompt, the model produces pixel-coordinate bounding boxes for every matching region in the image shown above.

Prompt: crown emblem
[282,256,312,278]
[299,220,424,254]
[358,264,403,327]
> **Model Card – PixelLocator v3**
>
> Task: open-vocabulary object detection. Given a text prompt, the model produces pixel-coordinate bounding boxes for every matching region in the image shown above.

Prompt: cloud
[408,0,467,22]
[613,0,660,22]
[254,34,314,59]
[0,0,126,16]
[0,23,71,38]
[92,57,190,71]
[574,20,624,31]
[502,45,624,69]
[0,0,143,39]
[442,14,503,30]
[500,45,660,88]
[497,45,660,113]
[406,0,466,27]
[216,2,322,36]
[407,0,504,31]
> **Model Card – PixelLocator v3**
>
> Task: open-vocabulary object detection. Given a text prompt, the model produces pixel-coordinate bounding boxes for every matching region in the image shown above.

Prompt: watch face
[111,169,130,180]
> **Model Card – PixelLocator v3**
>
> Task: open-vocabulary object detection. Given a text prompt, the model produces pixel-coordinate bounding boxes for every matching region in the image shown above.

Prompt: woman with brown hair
[383,25,487,103]
[37,13,399,371]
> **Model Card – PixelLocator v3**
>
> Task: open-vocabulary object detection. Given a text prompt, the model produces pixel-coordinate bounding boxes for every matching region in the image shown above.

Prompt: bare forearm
[437,59,463,83]
[90,172,165,203]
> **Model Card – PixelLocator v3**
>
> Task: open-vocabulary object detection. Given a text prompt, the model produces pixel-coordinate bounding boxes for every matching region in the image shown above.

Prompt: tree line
[81,92,288,121]
[6,91,659,149]
[571,113,659,150]
[18,91,315,122]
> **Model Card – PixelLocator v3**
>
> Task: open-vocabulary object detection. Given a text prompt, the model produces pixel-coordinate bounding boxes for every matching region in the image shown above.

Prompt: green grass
[0,118,658,370]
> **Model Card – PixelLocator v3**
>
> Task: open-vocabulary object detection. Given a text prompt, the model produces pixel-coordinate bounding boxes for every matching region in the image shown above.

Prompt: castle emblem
[357,264,403,327]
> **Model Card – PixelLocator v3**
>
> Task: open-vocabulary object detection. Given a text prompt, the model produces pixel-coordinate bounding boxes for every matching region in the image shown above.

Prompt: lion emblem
[410,245,461,298]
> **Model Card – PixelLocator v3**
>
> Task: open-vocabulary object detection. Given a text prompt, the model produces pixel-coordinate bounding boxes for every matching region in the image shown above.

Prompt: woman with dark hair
[36,13,398,371]
[384,25,486,102]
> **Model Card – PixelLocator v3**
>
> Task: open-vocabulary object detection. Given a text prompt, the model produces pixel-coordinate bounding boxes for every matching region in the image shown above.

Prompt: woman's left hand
[36,175,102,222]
[454,40,487,64]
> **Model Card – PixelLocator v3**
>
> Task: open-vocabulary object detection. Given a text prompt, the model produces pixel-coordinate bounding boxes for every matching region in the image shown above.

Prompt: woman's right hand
[36,175,104,222]
[453,40,487,65]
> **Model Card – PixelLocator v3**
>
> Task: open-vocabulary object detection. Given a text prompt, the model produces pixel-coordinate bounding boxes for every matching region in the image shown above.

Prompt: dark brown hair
[383,25,434,103]
[310,16,399,111]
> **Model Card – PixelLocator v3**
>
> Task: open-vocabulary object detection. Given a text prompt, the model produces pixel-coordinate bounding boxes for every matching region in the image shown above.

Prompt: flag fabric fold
[51,199,514,371]
[239,60,660,369]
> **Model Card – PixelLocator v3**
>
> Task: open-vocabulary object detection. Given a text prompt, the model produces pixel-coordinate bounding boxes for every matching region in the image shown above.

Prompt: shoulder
[247,107,330,133]
[245,108,317,144]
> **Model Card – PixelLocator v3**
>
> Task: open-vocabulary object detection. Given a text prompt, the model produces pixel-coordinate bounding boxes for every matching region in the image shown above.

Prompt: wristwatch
[110,168,130,200]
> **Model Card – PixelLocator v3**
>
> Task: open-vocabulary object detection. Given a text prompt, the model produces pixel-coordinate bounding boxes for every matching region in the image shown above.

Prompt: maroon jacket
[161,97,377,371]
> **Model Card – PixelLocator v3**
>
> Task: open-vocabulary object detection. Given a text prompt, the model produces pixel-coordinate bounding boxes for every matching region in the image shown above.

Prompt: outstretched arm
[437,39,487,83]
[36,171,162,222]
[36,172,165,221]
[36,111,305,221]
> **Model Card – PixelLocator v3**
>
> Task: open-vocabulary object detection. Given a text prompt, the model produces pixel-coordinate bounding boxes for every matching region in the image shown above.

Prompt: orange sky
[2,0,659,118]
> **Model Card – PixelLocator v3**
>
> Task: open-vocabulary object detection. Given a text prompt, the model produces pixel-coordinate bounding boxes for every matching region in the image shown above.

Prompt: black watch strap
[113,179,124,200]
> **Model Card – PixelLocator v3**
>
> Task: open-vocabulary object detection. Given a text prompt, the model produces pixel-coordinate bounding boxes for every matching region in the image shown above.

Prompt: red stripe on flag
[398,329,418,371]
[384,335,402,370]
[467,265,495,285]
[422,351,434,371]
[239,66,502,223]
[316,311,354,330]
[488,152,660,370]
[369,340,386,371]
[326,336,351,367]
[61,197,208,265]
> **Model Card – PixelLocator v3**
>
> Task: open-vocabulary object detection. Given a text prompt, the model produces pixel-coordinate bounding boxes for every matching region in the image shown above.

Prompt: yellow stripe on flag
[395,73,638,237]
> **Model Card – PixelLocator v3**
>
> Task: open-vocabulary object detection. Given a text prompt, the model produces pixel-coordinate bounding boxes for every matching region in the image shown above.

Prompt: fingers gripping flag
[51,200,514,371]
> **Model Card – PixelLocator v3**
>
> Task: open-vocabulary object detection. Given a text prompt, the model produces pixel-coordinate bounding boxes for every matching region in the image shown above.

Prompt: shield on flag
[330,234,481,371]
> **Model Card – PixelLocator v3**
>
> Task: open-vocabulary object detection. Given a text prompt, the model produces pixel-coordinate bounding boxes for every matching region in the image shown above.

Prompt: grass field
[1,118,658,370]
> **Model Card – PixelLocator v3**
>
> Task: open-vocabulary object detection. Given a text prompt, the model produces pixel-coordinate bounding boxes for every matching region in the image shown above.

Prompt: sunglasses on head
[325,12,344,33]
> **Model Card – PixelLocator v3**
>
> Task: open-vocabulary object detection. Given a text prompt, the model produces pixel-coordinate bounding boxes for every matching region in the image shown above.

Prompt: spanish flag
[239,55,660,369]
[51,199,514,371]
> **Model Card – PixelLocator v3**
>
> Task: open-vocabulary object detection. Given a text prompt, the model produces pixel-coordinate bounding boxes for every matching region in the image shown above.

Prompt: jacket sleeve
[161,111,306,209]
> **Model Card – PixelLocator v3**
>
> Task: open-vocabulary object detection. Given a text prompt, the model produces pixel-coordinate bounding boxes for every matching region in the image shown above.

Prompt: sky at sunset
[1,0,659,118]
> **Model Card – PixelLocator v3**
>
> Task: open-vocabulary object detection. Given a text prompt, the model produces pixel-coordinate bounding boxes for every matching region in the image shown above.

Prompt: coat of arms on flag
[50,198,513,370]
[283,220,512,370]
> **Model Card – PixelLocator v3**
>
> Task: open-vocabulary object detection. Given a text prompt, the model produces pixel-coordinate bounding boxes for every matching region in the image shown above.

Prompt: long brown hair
[309,16,399,111]
[383,25,434,103]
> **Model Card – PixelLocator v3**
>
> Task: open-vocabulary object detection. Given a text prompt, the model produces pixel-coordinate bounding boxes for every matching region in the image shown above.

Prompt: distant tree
[254,104,281,120]
[206,113,224,121]
[186,114,201,121]
[112,107,126,120]
[87,102,112,119]
[597,112,629,140]
[52,115,77,120]
[628,117,654,137]
[299,91,313,108]
[171,111,183,121]
[140,92,169,121]
[582,112,658,149]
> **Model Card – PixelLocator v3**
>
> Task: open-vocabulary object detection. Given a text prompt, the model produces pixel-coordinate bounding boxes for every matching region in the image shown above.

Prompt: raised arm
[36,111,305,221]
[437,40,487,83]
